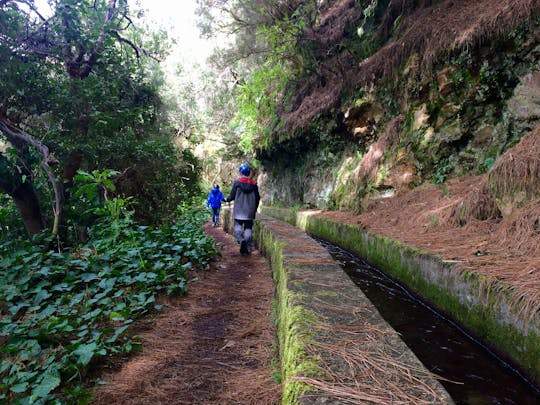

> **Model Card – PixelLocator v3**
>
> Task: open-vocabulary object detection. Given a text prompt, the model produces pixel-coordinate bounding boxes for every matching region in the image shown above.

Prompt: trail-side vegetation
[0,0,200,238]
[0,201,215,403]
[195,0,319,161]
[1,1,217,402]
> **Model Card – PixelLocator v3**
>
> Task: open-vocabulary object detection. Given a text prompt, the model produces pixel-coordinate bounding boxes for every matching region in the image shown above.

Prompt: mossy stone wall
[261,206,540,385]
[222,208,453,403]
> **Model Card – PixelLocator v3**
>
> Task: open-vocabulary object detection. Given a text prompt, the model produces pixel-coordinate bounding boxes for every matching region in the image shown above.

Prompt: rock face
[437,67,455,97]
[343,101,384,144]
[507,71,540,122]
[258,5,540,212]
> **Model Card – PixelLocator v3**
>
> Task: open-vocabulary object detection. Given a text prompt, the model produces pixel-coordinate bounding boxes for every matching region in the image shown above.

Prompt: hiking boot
[240,240,248,255]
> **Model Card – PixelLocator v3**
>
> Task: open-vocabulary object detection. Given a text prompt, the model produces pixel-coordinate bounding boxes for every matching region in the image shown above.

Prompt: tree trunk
[11,182,45,236]
[0,118,64,237]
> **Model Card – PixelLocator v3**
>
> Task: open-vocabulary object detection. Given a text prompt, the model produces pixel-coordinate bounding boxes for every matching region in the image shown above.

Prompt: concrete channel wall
[261,206,540,387]
[222,209,453,404]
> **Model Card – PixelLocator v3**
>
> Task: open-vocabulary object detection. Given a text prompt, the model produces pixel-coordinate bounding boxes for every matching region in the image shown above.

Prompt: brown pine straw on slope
[487,126,540,260]
[444,177,501,226]
[494,199,540,256]
[488,126,540,199]
[444,124,540,248]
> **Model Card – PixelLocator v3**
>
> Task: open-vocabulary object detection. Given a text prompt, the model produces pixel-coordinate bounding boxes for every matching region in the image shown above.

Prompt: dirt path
[94,222,280,404]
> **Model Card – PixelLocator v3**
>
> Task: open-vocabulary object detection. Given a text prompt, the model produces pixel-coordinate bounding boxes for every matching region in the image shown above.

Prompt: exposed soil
[93,223,280,404]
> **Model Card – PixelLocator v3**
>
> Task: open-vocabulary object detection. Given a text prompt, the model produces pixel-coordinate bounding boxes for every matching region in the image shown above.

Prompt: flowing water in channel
[315,237,540,405]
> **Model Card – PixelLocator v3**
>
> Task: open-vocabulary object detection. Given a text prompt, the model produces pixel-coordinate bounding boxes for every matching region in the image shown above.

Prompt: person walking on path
[225,163,260,255]
[207,184,226,226]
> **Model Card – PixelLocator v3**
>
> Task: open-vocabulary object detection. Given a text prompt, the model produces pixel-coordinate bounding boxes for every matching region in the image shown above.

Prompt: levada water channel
[314,237,540,404]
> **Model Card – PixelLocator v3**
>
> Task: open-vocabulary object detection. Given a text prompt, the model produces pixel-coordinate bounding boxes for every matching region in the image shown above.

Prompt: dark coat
[225,177,260,220]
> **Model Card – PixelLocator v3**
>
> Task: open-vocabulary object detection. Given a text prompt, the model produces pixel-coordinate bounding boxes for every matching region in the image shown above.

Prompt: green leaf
[106,325,129,344]
[33,288,52,304]
[32,370,61,399]
[73,343,98,366]
[9,301,29,314]
[0,360,12,374]
[80,273,99,282]
[37,304,56,319]
[10,382,29,393]
[109,311,124,321]
[182,262,193,270]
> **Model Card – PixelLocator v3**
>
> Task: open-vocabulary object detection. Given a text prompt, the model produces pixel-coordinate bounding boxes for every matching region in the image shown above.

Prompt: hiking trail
[94,223,280,404]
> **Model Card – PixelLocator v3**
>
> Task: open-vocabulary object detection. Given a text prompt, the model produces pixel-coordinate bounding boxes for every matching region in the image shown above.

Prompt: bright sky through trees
[34,0,211,63]
[139,0,212,63]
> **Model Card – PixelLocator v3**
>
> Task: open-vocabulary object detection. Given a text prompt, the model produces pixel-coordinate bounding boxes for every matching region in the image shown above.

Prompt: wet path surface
[317,237,540,405]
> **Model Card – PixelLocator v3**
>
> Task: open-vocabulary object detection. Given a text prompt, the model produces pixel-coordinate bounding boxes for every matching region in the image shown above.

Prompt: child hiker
[225,163,260,255]
[206,184,226,226]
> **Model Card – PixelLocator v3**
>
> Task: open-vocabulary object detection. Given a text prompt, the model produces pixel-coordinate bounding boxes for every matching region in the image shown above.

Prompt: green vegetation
[0,202,215,403]
[0,0,200,238]
[257,220,319,403]
[0,2,218,402]
[235,61,291,154]
[195,0,322,160]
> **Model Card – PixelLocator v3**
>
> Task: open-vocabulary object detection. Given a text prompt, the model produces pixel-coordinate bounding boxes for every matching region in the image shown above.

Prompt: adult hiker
[206,184,226,226]
[225,163,260,255]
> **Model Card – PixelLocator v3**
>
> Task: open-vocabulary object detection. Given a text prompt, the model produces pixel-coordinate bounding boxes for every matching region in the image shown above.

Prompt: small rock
[437,67,455,97]
[413,104,430,130]
[507,71,540,121]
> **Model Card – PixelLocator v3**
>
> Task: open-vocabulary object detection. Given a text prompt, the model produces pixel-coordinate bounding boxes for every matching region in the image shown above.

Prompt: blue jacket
[207,188,225,209]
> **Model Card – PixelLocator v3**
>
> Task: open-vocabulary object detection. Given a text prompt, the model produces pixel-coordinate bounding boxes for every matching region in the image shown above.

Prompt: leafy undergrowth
[0,209,216,404]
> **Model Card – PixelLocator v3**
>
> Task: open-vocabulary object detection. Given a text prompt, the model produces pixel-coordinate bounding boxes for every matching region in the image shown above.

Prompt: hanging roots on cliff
[358,0,540,83]
[281,0,540,135]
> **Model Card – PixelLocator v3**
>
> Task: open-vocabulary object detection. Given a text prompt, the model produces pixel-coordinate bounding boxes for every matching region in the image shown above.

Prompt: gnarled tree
[0,0,166,237]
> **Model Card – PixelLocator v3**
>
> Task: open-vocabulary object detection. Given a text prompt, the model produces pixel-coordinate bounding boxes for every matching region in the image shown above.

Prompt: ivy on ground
[0,208,216,404]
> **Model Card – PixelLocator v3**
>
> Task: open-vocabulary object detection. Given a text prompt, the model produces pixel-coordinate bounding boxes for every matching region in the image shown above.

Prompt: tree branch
[110,30,140,58]
[0,117,64,236]
[17,0,48,21]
